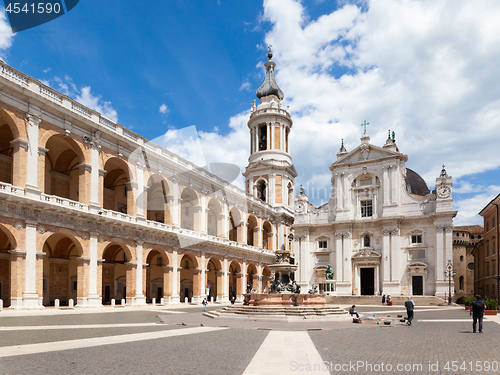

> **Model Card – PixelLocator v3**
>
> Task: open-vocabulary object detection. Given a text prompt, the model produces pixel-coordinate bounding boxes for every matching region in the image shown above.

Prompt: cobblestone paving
[310,308,500,375]
[0,306,498,375]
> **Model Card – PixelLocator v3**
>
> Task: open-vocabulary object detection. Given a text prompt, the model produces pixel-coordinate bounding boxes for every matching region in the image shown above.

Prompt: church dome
[256,50,284,100]
[405,168,430,196]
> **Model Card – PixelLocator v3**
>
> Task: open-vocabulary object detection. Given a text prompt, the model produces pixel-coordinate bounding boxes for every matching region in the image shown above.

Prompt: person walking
[202,298,207,312]
[405,296,415,326]
[470,294,486,333]
[382,294,386,305]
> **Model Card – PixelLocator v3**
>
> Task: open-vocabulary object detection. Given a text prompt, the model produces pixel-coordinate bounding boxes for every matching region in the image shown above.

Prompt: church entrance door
[360,267,375,295]
[412,276,423,295]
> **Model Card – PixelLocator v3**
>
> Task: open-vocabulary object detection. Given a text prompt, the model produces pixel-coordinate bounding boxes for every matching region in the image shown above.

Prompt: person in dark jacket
[470,294,486,333]
[405,296,415,325]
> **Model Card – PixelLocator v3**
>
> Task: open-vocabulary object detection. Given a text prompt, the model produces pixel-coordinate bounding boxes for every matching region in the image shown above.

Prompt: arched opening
[44,135,83,201]
[181,188,199,231]
[180,254,195,302]
[256,180,267,202]
[103,159,131,215]
[0,225,14,307]
[207,199,222,237]
[262,221,273,250]
[146,175,170,223]
[102,243,130,305]
[258,124,267,151]
[228,261,241,300]
[459,275,464,291]
[247,264,258,293]
[42,234,82,306]
[247,215,258,246]
[364,234,370,247]
[0,124,14,185]
[146,250,166,303]
[228,208,241,242]
[206,258,221,302]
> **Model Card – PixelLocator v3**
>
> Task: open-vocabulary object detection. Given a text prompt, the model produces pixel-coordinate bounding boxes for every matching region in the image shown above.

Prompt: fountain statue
[243,249,325,306]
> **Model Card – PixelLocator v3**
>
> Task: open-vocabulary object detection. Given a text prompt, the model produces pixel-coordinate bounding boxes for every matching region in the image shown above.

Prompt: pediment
[352,248,381,258]
[332,143,405,167]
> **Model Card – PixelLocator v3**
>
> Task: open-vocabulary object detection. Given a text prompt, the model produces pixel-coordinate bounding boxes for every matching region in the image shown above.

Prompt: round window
[467,262,474,270]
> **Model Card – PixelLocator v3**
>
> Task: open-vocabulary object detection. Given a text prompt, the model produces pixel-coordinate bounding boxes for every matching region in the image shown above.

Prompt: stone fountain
[243,249,326,306]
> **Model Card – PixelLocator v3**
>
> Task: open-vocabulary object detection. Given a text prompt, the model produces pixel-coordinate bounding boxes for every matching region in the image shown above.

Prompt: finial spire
[440,164,447,177]
[387,130,391,139]
[256,45,284,100]
[267,44,273,60]
[361,120,369,134]
[392,131,395,141]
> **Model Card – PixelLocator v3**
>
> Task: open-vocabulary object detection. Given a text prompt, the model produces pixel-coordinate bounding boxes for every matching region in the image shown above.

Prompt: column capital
[27,112,41,127]
[10,138,29,150]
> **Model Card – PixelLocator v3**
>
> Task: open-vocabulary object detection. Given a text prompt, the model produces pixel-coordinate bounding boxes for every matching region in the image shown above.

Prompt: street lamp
[444,259,456,305]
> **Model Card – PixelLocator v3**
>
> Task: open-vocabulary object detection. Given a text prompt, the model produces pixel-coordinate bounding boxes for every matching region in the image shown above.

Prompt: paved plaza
[0,304,499,374]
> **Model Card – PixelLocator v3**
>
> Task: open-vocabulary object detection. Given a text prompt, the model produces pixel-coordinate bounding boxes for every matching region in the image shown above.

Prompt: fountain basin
[244,293,326,306]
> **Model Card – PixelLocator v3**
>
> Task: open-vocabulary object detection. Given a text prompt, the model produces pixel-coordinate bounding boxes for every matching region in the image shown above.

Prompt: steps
[325,295,448,306]
[204,305,348,322]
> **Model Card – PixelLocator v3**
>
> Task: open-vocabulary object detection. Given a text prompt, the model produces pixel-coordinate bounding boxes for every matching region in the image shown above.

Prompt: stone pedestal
[243,293,326,306]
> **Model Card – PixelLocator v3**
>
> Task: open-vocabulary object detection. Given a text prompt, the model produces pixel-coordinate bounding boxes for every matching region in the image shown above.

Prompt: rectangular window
[361,200,373,217]
[411,235,422,244]
[409,249,426,260]
[318,240,327,249]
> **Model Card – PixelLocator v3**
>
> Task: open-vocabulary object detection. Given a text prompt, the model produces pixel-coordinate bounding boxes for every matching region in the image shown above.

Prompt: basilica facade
[293,132,456,297]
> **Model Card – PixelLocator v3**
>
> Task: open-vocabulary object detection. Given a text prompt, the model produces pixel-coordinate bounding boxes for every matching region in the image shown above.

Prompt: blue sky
[1,0,499,225]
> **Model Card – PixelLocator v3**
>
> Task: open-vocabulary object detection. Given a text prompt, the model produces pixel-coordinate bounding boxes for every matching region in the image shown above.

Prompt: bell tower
[243,47,297,208]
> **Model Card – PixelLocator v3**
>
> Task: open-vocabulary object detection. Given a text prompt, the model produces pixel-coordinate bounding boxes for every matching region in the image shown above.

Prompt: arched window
[363,234,370,247]
[460,255,464,262]
[256,180,267,202]
[459,276,464,291]
[258,125,267,151]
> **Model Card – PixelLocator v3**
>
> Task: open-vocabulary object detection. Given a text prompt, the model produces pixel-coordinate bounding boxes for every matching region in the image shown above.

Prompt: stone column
[200,191,207,233]
[89,143,101,210]
[172,179,180,226]
[126,181,138,216]
[242,260,247,294]
[165,195,174,225]
[10,139,28,187]
[257,263,263,293]
[382,166,390,206]
[200,252,206,300]
[87,233,102,306]
[8,250,26,309]
[222,200,229,239]
[135,163,145,218]
[382,230,391,283]
[163,265,171,301]
[133,241,146,305]
[222,257,229,302]
[23,221,43,308]
[25,113,41,198]
[170,249,180,303]
[76,257,89,307]
[78,164,92,205]
[192,268,202,304]
[269,174,275,205]
[390,229,400,284]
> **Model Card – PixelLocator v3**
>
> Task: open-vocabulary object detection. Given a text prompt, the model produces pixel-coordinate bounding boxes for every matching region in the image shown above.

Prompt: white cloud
[0,9,15,58]
[76,86,118,122]
[159,103,169,115]
[454,185,500,225]
[140,0,500,224]
[239,81,251,91]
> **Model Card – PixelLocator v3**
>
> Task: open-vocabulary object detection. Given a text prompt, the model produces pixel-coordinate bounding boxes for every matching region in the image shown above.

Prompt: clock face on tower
[437,185,451,198]
[295,202,305,213]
